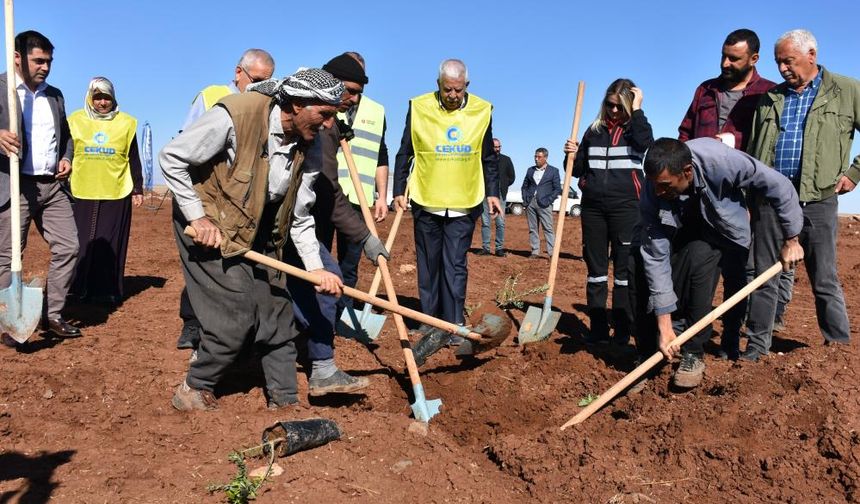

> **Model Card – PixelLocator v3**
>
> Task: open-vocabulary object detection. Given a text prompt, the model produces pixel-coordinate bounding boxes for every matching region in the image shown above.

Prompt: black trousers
[174,205,299,405]
[412,205,480,324]
[629,239,722,357]
[581,198,638,330]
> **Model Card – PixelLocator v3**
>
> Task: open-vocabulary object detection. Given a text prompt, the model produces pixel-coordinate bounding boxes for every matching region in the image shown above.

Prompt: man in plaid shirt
[744,29,860,361]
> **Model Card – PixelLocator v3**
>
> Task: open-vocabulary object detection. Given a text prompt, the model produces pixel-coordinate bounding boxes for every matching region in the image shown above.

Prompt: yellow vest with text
[68,110,137,200]
[337,96,385,205]
[409,92,491,208]
[200,85,233,110]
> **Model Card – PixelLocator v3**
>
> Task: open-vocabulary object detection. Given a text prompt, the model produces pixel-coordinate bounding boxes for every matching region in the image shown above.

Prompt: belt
[21,174,56,183]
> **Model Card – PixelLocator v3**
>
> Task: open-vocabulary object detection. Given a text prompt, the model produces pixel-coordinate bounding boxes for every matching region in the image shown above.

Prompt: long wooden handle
[4,0,22,274]
[366,186,409,299]
[183,226,488,343]
[339,138,422,385]
[546,81,585,297]
[560,262,783,429]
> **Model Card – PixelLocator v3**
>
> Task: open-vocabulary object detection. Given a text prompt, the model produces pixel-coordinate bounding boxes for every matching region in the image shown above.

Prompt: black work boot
[584,309,610,344]
[411,328,452,367]
[611,309,631,346]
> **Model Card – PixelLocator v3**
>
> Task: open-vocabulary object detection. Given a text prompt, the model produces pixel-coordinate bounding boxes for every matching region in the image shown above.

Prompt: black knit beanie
[322,53,368,85]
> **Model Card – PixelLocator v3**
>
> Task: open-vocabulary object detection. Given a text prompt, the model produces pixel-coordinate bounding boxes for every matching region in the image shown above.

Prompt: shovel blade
[518,304,561,344]
[410,383,442,423]
[336,305,386,344]
[0,274,44,344]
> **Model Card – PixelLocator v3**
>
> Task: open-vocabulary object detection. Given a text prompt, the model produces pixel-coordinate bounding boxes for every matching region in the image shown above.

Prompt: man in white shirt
[0,30,80,339]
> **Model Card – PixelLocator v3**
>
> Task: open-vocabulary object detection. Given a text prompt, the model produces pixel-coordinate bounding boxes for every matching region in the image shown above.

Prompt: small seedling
[577,393,599,407]
[495,273,548,310]
[208,443,276,504]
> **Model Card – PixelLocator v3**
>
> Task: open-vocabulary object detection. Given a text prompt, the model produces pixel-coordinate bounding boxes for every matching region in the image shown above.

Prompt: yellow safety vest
[409,92,491,208]
[199,85,233,110]
[337,96,385,205]
[68,110,138,200]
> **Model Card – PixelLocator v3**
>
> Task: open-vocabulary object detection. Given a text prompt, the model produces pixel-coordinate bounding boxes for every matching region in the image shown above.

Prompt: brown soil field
[1,196,858,503]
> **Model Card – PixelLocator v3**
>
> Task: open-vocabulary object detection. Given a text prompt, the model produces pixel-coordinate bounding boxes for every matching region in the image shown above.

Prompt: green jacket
[746,66,860,202]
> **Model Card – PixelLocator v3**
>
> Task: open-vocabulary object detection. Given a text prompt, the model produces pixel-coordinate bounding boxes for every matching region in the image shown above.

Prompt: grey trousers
[0,177,79,319]
[173,209,299,404]
[526,199,555,255]
[746,196,850,353]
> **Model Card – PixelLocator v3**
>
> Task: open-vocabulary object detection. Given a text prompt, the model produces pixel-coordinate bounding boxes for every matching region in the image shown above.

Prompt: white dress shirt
[16,76,58,176]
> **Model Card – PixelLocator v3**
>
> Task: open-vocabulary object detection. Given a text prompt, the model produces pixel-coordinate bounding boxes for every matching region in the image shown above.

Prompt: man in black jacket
[479,138,515,256]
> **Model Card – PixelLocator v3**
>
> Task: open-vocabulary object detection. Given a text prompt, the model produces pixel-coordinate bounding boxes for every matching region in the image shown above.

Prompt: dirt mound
[1,202,857,503]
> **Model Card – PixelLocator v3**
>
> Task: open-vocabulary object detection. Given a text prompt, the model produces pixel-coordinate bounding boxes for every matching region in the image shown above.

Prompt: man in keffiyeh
[161,68,382,411]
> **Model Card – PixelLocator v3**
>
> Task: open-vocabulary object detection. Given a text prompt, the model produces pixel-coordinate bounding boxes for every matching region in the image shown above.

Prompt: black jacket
[571,109,653,204]
[497,153,515,200]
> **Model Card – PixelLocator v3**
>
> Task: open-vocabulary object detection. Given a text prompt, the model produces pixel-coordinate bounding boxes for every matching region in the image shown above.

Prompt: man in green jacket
[744,29,860,360]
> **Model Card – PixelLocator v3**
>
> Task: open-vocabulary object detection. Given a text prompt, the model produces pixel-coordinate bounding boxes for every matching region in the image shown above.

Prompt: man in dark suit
[479,137,515,256]
[0,30,80,338]
[521,147,561,258]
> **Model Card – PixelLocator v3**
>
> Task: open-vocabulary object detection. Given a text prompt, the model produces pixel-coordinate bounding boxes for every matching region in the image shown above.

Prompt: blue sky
[9,1,860,210]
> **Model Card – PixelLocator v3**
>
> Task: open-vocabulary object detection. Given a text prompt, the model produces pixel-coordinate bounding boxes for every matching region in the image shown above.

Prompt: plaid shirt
[774,68,823,181]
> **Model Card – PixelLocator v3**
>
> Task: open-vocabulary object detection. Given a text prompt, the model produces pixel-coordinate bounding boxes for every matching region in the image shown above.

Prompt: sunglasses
[239,65,268,84]
[604,101,623,111]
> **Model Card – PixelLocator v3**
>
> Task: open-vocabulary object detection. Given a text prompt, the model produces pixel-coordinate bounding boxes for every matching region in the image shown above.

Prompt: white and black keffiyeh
[247,67,343,106]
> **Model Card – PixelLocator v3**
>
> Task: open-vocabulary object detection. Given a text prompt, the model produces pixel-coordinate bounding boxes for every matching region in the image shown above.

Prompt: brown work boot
[672,352,705,389]
[171,381,218,411]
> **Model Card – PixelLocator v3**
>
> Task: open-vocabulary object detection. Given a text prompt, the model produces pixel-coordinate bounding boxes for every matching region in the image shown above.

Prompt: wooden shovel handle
[4,0,23,273]
[339,139,422,385]
[183,226,488,343]
[366,186,409,299]
[560,262,783,429]
[546,81,586,298]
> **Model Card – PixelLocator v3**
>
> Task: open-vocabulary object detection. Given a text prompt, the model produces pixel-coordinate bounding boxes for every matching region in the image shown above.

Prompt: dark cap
[322,53,368,85]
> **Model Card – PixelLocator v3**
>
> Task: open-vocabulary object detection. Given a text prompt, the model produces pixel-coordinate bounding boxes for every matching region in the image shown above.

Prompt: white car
[506,187,582,217]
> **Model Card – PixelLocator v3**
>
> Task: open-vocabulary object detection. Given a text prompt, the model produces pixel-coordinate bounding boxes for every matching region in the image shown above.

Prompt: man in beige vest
[160,69,346,411]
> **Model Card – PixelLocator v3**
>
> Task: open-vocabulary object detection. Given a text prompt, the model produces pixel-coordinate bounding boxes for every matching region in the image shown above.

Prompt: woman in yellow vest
[68,77,143,305]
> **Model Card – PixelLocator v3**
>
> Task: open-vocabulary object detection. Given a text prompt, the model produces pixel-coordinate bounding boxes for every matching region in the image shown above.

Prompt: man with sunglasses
[174,48,275,356]
[283,52,390,396]
[180,49,275,131]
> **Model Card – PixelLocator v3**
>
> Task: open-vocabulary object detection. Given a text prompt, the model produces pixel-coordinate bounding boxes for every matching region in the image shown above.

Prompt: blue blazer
[522,164,562,208]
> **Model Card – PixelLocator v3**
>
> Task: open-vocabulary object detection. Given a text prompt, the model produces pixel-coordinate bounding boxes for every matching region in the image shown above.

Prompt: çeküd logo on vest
[84,131,116,155]
[435,125,472,154]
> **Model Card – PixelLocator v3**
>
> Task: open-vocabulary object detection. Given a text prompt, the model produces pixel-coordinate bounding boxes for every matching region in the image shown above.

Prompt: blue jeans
[285,241,343,361]
[480,197,506,251]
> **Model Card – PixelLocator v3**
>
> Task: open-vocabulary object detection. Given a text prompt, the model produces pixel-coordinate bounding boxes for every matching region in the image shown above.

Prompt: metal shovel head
[0,273,44,344]
[468,306,513,353]
[518,298,560,344]
[410,383,442,423]
[336,304,386,344]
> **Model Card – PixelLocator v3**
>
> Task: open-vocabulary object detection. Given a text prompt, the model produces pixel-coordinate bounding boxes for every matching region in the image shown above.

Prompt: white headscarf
[84,76,119,120]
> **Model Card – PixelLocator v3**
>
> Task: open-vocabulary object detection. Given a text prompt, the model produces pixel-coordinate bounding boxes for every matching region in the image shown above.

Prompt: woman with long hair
[68,77,143,305]
[564,78,654,344]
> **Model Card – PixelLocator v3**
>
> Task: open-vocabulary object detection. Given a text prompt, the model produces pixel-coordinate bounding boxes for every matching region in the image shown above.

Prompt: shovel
[186,226,510,347]
[336,187,410,344]
[0,0,44,344]
[559,262,783,429]
[337,140,441,422]
[519,81,586,344]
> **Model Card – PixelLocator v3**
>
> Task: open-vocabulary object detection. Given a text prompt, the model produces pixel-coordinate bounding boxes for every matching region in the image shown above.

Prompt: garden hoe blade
[336,304,386,344]
[410,383,442,423]
[518,298,560,344]
[0,273,44,344]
